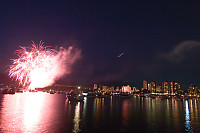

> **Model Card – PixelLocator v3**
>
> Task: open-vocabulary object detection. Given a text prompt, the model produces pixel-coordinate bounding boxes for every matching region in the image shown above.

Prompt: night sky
[1,1,200,89]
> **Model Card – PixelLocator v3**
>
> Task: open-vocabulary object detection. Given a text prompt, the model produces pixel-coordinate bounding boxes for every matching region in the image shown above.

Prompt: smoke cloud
[160,40,200,63]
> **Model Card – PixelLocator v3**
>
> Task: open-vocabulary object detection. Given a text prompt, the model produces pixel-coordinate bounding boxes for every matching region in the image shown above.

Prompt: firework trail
[9,41,81,90]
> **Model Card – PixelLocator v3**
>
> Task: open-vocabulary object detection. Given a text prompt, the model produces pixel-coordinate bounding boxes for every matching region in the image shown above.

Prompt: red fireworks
[9,41,81,90]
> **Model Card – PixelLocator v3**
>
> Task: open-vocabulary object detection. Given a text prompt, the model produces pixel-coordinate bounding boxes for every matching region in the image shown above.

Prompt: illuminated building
[162,81,169,93]
[116,86,120,92]
[98,85,102,91]
[148,81,156,93]
[98,87,101,92]
[170,81,180,94]
[102,86,107,92]
[156,85,161,93]
[94,84,97,90]
[122,85,131,93]
[189,84,198,95]
[143,80,148,90]
[110,86,114,92]
[135,89,140,92]
[170,82,174,94]
[132,87,136,93]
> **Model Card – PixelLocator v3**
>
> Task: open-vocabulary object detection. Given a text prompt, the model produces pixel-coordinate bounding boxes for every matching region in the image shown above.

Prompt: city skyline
[1,1,200,88]
[0,71,198,90]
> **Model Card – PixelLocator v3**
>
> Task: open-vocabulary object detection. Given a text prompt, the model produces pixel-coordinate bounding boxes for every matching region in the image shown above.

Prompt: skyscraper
[189,84,198,95]
[148,81,156,93]
[143,80,147,90]
[170,81,180,94]
[156,85,161,93]
[94,84,97,90]
[122,85,131,93]
[162,81,169,93]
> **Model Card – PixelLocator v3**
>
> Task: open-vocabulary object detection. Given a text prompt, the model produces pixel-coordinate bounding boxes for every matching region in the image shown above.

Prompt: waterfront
[0,92,200,132]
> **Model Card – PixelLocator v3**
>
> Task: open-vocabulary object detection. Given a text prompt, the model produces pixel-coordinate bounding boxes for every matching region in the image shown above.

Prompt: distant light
[118,53,124,58]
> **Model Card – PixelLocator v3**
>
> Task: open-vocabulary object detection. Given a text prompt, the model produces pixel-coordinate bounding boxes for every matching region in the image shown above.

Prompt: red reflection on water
[0,92,64,132]
[0,92,47,132]
[121,99,130,132]
[1,94,24,132]
[23,92,44,131]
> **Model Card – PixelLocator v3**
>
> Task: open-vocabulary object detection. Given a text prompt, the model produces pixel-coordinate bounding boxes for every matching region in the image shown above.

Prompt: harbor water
[0,92,200,133]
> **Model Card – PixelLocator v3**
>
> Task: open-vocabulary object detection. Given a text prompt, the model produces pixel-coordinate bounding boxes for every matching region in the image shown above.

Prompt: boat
[29,89,38,92]
[56,91,65,94]
[149,94,156,99]
[2,88,15,94]
[112,92,120,97]
[16,89,23,93]
[160,95,169,100]
[86,92,97,97]
[8,88,16,94]
[120,92,131,97]
[104,92,111,97]
[97,92,106,98]
[173,96,182,101]
[49,90,55,94]
[66,90,84,101]
[139,94,146,97]
[196,97,200,100]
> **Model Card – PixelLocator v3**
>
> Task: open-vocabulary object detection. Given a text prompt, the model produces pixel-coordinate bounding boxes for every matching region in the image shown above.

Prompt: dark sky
[1,1,200,89]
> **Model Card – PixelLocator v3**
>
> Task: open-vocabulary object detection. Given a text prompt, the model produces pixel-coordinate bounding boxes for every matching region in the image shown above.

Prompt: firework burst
[9,41,81,90]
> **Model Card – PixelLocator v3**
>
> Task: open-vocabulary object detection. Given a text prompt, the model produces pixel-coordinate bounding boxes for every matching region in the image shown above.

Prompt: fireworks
[9,41,81,90]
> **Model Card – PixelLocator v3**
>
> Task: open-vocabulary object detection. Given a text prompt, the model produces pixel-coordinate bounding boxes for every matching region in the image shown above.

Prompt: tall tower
[94,84,97,90]
[170,81,180,94]
[156,85,161,93]
[148,81,156,93]
[189,84,198,95]
[143,80,147,90]
[162,81,169,93]
[170,82,174,94]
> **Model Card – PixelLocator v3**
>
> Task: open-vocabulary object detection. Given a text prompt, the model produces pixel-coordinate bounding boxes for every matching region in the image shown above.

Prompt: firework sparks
[9,41,81,90]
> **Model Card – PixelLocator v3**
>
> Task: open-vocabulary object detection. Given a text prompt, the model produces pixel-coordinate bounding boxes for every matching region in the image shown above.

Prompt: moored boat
[29,89,38,92]
[2,88,15,94]
[112,92,120,97]
[16,89,23,93]
[86,92,97,97]
[120,92,131,97]
[160,95,169,100]
[149,94,156,99]
[67,90,84,101]
[49,90,55,94]
[97,92,106,98]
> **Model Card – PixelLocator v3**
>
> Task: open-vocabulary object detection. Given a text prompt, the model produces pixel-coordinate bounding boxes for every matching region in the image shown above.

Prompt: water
[0,92,200,133]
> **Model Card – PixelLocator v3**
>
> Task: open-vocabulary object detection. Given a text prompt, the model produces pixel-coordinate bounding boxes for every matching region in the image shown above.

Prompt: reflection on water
[185,100,192,132]
[0,92,67,133]
[73,102,81,133]
[121,99,130,132]
[0,93,47,132]
[1,93,200,132]
[24,93,44,131]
